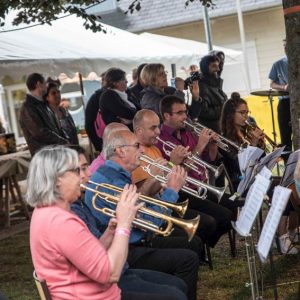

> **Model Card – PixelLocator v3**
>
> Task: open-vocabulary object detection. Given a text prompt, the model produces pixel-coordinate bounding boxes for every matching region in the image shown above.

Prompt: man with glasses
[156,95,233,249]
[84,129,200,300]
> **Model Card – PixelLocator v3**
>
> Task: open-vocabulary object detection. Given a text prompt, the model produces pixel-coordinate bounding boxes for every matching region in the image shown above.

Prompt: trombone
[89,180,188,217]
[184,120,243,153]
[81,183,200,241]
[156,136,224,178]
[140,155,227,202]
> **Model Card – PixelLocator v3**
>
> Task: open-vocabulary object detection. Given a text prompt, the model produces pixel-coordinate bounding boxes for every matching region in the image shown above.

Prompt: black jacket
[85,88,104,151]
[189,56,227,133]
[99,89,137,126]
[140,86,167,122]
[19,94,68,155]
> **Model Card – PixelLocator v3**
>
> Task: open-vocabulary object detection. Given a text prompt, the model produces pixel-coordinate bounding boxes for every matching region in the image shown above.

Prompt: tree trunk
[282,0,300,149]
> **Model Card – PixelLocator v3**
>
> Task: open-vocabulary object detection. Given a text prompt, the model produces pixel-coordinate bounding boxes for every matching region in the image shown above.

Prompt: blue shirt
[84,160,179,244]
[268,56,289,100]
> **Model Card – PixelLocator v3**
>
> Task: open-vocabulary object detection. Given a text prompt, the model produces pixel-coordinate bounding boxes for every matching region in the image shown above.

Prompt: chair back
[33,270,52,300]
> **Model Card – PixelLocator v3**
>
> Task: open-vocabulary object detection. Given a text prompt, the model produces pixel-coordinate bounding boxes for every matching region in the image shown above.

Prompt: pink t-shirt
[30,205,121,300]
[89,152,105,174]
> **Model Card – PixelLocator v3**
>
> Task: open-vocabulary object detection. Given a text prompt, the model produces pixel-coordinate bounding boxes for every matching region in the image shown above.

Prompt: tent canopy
[0,13,242,83]
[0,14,202,80]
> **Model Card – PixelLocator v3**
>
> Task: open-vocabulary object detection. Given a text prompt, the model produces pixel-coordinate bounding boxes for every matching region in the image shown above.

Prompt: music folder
[233,167,272,237]
[280,149,300,187]
[257,186,292,262]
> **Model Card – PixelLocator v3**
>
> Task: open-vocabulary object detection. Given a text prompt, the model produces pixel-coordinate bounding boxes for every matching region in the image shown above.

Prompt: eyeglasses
[171,110,188,116]
[65,167,80,175]
[158,71,168,77]
[235,110,250,116]
[114,143,141,151]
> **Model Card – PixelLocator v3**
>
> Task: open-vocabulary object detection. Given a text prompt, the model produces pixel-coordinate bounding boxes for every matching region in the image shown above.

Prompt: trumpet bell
[175,215,200,242]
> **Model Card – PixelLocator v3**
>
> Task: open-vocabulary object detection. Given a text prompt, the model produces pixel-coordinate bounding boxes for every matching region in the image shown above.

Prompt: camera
[184,71,201,90]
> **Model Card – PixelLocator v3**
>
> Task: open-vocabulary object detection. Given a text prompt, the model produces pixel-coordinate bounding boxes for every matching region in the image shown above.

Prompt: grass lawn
[0,227,299,300]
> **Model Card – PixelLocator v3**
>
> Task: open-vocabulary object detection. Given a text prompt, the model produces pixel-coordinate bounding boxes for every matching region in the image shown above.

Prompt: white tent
[0,14,203,80]
[0,13,246,143]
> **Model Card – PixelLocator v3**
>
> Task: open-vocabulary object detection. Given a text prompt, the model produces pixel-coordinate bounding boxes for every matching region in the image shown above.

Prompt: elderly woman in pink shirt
[26,145,142,300]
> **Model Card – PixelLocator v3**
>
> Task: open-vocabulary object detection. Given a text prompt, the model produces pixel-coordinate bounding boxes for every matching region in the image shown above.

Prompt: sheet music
[238,146,264,176]
[257,186,292,262]
[280,149,300,187]
[236,147,265,196]
[234,171,271,237]
[255,146,285,174]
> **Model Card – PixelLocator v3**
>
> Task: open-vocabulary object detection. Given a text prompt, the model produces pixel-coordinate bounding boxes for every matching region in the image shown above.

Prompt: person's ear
[114,146,125,158]
[164,112,170,122]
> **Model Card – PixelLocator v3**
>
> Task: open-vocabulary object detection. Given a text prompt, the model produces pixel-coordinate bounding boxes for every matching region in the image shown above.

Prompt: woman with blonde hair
[140,63,169,121]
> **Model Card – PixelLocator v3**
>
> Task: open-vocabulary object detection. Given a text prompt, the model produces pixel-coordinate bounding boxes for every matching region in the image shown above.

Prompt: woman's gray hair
[25,145,79,207]
[103,130,130,160]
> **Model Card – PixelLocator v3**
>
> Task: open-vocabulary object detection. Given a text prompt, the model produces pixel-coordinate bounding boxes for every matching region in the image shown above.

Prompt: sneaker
[278,233,298,255]
[289,230,300,243]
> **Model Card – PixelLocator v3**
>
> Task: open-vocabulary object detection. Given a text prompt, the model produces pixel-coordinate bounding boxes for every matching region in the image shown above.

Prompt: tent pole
[236,0,251,93]
[78,73,95,161]
[202,5,213,52]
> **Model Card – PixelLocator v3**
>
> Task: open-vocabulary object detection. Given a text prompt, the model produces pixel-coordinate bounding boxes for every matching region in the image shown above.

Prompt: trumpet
[81,183,200,241]
[244,120,278,152]
[140,155,227,202]
[89,180,188,217]
[184,120,242,153]
[156,136,224,178]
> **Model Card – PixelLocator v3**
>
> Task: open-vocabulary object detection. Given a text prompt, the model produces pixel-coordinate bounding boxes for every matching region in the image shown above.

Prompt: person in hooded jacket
[209,50,225,78]
[188,54,227,133]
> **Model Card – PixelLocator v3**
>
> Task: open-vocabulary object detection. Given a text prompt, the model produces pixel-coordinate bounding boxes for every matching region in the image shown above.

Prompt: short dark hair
[104,68,126,88]
[68,144,86,156]
[26,73,45,91]
[160,95,185,120]
[44,77,61,99]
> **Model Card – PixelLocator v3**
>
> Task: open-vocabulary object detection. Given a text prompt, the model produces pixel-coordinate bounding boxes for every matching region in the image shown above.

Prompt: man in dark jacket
[189,54,227,133]
[19,73,68,155]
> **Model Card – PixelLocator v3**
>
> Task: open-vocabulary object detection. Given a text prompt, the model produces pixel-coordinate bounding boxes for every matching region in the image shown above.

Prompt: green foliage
[0,0,104,32]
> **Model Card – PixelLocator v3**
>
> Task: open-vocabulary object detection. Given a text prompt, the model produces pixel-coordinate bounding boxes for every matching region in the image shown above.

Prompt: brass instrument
[184,120,242,153]
[140,154,227,202]
[89,180,188,217]
[244,120,278,152]
[81,183,200,241]
[156,136,224,179]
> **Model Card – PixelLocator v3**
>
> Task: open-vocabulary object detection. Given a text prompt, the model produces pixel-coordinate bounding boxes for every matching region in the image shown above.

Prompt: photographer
[188,55,227,133]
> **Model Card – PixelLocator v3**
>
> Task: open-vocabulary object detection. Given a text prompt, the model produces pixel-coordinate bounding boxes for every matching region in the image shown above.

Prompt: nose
[139,145,145,154]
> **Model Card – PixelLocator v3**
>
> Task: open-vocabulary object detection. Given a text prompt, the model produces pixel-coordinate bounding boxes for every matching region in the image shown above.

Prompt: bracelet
[167,161,175,167]
[115,227,131,238]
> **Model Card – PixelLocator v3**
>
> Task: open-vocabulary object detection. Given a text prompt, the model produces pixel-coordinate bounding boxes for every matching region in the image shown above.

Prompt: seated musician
[89,122,129,174]
[143,104,232,248]
[220,92,265,191]
[85,130,200,300]
[71,146,190,299]
[26,146,143,300]
[272,155,300,255]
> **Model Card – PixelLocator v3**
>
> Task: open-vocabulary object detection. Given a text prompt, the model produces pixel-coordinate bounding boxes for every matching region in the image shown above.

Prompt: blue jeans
[119,269,188,300]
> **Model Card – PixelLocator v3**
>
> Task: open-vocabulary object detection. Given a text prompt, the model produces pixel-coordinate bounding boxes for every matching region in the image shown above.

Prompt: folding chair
[33,270,52,300]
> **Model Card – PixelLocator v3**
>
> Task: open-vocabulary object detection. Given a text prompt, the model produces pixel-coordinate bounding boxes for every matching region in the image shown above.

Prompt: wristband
[167,161,175,167]
[115,227,131,238]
